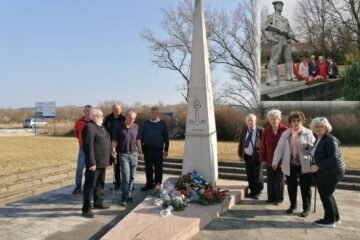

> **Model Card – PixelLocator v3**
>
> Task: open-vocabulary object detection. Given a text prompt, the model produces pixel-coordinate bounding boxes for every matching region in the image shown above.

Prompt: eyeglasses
[291,119,301,123]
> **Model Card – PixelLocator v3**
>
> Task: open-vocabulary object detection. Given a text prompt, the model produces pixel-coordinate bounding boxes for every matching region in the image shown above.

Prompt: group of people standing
[238,110,345,228]
[297,55,339,81]
[72,104,169,218]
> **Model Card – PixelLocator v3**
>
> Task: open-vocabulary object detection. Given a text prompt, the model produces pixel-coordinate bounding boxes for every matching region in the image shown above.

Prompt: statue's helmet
[272,1,284,6]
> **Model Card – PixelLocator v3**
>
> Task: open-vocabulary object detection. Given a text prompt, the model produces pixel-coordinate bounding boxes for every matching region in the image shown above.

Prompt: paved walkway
[0,173,359,240]
[193,186,360,240]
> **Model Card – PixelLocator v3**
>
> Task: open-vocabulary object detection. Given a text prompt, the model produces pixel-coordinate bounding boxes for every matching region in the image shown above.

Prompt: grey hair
[126,109,137,117]
[266,109,282,120]
[310,117,332,133]
[89,108,102,121]
[246,114,257,120]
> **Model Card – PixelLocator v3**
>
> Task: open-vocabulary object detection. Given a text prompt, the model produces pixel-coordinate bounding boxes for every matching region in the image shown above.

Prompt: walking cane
[311,155,317,213]
[313,183,317,213]
[112,153,117,204]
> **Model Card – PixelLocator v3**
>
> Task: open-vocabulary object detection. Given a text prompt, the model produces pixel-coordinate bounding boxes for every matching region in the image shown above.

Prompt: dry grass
[0,137,358,176]
[0,136,78,176]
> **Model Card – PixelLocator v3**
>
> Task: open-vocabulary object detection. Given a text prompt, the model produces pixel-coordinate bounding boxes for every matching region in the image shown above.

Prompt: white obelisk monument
[182,0,218,187]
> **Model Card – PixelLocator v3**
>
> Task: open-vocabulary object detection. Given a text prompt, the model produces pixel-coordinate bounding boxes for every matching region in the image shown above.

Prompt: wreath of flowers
[161,170,228,211]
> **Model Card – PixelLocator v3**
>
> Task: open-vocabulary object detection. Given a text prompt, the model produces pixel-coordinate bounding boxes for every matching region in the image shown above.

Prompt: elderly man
[82,108,111,218]
[112,110,143,206]
[72,105,92,195]
[141,106,169,191]
[103,103,126,190]
[238,114,264,199]
[262,1,296,85]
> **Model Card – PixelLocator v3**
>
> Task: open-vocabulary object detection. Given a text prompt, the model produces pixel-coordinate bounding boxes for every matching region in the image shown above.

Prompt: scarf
[291,127,302,158]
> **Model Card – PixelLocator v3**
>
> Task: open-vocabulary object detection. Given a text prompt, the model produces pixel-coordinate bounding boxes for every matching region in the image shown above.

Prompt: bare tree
[141,0,194,100]
[326,0,360,57]
[294,0,333,55]
[208,0,260,112]
[141,0,260,112]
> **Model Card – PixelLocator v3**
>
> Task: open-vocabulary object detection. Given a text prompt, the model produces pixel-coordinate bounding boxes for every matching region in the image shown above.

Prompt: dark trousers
[144,148,164,187]
[244,154,263,196]
[82,168,106,212]
[317,174,341,222]
[266,167,284,202]
[286,166,312,211]
[114,154,122,187]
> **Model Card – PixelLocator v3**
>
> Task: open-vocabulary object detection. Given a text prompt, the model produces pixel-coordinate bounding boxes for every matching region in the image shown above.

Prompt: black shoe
[286,208,295,214]
[299,211,309,217]
[72,186,82,195]
[127,197,134,203]
[93,203,111,209]
[250,195,259,200]
[141,185,153,192]
[266,199,274,203]
[314,219,335,228]
[120,199,127,206]
[82,210,95,218]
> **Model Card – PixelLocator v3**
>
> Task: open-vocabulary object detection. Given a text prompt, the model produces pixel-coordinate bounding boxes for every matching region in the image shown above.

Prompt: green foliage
[344,62,360,100]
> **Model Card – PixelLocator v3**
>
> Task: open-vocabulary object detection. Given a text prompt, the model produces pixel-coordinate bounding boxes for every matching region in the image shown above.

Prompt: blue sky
[0,0,243,108]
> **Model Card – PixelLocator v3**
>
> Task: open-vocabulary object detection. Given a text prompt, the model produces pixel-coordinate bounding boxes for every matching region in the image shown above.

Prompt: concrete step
[137,159,360,192]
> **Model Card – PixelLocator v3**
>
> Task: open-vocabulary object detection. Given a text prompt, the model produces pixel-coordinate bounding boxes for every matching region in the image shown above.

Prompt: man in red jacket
[72,105,92,195]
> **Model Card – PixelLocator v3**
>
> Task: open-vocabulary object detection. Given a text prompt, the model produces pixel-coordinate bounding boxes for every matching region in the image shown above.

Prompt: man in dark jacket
[308,54,318,77]
[238,114,264,199]
[103,103,125,190]
[82,108,111,218]
[141,106,169,191]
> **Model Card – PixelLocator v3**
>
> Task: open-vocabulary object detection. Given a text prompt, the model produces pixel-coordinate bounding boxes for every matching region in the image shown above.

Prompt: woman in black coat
[309,117,345,228]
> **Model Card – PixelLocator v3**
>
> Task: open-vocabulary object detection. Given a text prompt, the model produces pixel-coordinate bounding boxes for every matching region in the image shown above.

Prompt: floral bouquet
[176,170,228,206]
[160,181,187,211]
[157,170,228,212]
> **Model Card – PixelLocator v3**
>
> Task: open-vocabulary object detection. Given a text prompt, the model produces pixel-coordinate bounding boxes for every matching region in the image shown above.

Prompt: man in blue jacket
[141,107,170,191]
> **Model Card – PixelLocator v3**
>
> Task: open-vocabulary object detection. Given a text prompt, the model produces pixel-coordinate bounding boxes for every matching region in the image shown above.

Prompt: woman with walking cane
[309,117,346,228]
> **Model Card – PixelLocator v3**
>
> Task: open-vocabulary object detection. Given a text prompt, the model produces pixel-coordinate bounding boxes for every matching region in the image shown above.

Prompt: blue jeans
[75,148,85,188]
[120,152,138,199]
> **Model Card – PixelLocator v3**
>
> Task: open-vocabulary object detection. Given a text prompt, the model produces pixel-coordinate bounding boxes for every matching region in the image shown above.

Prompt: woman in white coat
[272,111,315,217]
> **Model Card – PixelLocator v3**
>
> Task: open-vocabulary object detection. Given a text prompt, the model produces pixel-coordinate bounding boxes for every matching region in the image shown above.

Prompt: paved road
[0,128,34,136]
[0,173,359,240]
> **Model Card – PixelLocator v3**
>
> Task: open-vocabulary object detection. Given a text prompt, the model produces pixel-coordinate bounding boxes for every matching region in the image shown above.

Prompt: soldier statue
[262,1,296,85]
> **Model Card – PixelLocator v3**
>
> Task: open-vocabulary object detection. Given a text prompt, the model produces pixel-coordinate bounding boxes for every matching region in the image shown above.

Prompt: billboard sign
[35,101,56,118]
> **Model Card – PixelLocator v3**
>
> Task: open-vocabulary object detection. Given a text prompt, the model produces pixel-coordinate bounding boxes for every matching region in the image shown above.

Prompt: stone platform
[261,78,344,101]
[101,178,246,240]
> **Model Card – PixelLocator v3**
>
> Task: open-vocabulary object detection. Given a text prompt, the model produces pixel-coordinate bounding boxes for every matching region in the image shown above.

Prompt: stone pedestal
[182,0,218,187]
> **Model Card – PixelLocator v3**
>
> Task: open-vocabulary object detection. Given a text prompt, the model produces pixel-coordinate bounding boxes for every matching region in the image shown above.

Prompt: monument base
[101,178,246,240]
[261,78,344,101]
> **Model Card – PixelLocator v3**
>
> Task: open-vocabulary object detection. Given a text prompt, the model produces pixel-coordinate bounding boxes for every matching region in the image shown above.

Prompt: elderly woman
[298,57,309,78]
[273,111,315,217]
[309,117,345,228]
[260,109,288,205]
